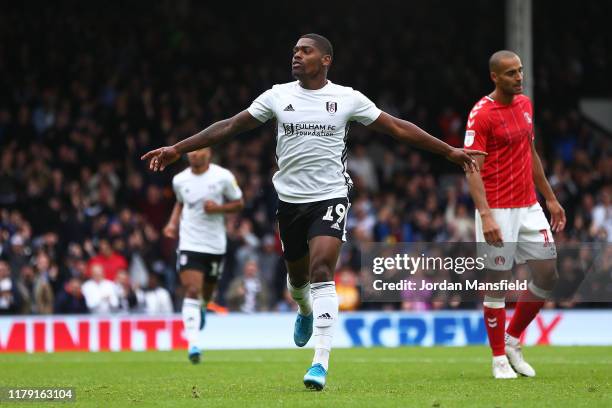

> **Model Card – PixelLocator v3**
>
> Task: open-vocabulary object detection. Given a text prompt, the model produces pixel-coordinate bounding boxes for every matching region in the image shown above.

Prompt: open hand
[481,213,503,247]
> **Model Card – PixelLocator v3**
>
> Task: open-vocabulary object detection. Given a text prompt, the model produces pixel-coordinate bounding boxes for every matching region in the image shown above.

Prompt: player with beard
[464,50,566,379]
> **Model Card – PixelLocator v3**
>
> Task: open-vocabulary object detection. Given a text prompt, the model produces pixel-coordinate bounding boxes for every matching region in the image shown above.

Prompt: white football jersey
[247,80,381,203]
[172,164,242,254]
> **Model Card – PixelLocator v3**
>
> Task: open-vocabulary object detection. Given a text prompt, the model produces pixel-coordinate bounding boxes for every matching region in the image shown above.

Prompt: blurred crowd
[0,1,610,315]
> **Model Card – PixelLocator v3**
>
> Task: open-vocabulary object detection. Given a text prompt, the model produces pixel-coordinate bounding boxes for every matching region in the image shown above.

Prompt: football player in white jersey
[143,33,485,389]
[163,147,244,364]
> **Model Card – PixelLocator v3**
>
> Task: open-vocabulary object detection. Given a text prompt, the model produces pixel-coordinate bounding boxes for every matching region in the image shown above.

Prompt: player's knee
[309,262,333,283]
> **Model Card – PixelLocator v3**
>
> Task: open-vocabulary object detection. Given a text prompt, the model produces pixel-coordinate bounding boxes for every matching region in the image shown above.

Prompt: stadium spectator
[233,219,262,278]
[335,266,360,311]
[138,185,172,231]
[140,273,173,315]
[348,144,379,193]
[445,190,475,242]
[591,187,612,242]
[34,250,64,297]
[227,260,268,313]
[7,234,31,281]
[0,261,22,314]
[16,263,53,314]
[114,270,141,312]
[54,278,88,314]
[87,238,128,281]
[82,264,119,314]
[126,228,153,289]
[256,234,282,300]
[349,197,376,241]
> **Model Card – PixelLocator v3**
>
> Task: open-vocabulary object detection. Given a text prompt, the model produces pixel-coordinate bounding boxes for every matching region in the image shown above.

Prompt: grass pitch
[1,346,610,407]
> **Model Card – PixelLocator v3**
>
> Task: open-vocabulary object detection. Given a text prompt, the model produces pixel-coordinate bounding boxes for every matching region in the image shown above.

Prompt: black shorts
[277,196,350,262]
[177,251,224,283]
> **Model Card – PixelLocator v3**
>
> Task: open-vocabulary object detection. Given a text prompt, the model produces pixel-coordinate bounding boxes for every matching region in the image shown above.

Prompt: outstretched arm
[141,110,263,171]
[367,112,486,172]
[531,142,566,232]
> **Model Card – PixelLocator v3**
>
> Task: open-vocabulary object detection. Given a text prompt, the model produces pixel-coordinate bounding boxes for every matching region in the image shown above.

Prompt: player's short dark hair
[300,33,333,59]
[489,50,519,73]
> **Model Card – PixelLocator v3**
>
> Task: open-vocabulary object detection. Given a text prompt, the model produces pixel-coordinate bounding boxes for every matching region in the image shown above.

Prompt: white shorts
[475,203,557,271]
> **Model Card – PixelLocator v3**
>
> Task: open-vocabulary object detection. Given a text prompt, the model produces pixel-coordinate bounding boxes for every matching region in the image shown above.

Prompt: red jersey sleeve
[464,99,491,152]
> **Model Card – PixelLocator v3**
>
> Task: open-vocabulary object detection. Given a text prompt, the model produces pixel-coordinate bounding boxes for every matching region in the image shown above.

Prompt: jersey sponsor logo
[283,104,295,112]
[524,111,532,124]
[326,101,337,115]
[464,130,475,147]
[494,256,505,265]
[281,123,337,137]
[283,123,295,135]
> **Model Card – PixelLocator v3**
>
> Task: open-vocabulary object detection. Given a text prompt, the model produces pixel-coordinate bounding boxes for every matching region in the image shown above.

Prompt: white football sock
[182,297,201,347]
[287,275,312,316]
[311,281,338,371]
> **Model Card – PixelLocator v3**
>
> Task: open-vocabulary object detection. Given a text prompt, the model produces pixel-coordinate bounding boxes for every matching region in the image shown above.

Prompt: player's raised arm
[141,110,263,172]
[531,142,566,232]
[366,112,486,173]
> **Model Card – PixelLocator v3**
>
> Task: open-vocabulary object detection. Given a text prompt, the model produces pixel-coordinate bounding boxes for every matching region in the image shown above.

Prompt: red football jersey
[464,94,537,208]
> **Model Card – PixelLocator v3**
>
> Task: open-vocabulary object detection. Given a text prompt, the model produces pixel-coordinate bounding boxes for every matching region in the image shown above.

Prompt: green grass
[1,347,610,407]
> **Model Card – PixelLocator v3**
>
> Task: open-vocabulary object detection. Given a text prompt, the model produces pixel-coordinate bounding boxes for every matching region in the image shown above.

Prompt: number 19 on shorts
[322,203,347,231]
